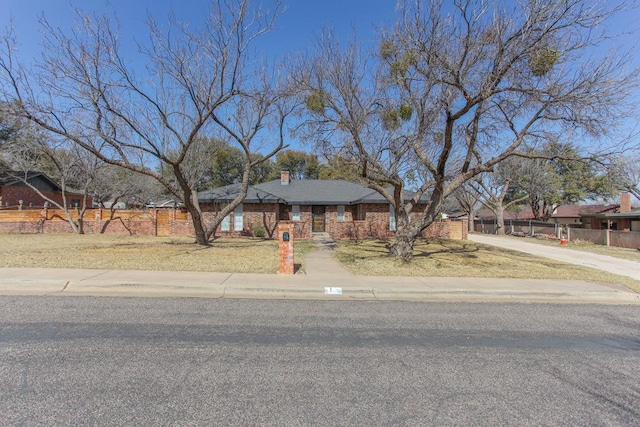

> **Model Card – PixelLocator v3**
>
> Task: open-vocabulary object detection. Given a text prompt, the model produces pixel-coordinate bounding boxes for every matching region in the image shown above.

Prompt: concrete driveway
[468,234,640,281]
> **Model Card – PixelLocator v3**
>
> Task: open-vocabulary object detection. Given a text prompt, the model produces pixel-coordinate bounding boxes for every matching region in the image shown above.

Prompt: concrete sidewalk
[0,267,637,304]
[0,232,638,304]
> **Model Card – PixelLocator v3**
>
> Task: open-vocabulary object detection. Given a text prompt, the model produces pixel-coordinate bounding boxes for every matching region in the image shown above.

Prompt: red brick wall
[278,205,312,239]
[620,193,631,213]
[0,186,90,209]
[0,204,468,241]
[244,203,278,238]
[200,203,280,238]
[0,209,158,236]
[277,222,294,274]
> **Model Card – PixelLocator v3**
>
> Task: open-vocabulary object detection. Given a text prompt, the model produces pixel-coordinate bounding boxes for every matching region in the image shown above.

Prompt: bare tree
[453,183,481,233]
[607,152,640,202]
[91,165,163,209]
[0,0,291,245]
[3,128,97,233]
[292,0,638,259]
[469,166,529,235]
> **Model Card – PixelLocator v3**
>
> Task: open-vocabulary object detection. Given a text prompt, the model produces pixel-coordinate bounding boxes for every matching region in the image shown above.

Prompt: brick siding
[0,186,88,209]
[0,204,468,241]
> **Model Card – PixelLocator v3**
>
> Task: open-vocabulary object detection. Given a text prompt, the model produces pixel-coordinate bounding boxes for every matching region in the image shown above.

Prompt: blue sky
[1,0,397,63]
[1,0,399,152]
[2,0,639,156]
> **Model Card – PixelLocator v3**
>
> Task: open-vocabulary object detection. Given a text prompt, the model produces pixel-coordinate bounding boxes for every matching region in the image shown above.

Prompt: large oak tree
[0,0,291,245]
[293,0,637,258]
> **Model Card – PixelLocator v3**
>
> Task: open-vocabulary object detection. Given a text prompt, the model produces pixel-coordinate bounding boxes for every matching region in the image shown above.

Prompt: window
[234,204,243,231]
[389,205,396,231]
[337,205,345,221]
[221,214,230,231]
[292,205,301,221]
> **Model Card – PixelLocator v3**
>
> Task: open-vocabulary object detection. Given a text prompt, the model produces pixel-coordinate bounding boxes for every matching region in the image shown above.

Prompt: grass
[0,233,315,274]
[1,234,638,293]
[335,238,640,292]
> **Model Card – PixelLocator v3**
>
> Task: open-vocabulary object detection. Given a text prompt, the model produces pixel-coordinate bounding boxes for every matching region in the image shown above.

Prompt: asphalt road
[1,297,639,426]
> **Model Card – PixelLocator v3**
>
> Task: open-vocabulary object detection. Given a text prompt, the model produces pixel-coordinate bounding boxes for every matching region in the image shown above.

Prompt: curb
[1,279,638,304]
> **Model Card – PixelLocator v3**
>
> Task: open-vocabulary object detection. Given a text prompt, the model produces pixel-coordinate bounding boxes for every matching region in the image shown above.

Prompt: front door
[312,205,326,232]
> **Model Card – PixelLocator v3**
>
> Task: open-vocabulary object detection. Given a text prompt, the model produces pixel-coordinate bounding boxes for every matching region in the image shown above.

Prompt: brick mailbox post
[278,222,294,274]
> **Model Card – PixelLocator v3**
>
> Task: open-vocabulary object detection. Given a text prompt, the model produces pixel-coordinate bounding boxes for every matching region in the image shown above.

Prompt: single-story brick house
[580,193,639,231]
[0,171,89,209]
[461,203,619,225]
[198,170,467,240]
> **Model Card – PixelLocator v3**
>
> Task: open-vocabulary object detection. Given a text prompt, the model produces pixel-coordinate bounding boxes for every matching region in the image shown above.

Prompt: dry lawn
[0,233,314,274]
[1,234,638,292]
[335,239,640,292]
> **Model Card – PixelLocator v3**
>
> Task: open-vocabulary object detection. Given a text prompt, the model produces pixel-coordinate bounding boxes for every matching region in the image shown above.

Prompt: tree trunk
[388,227,418,260]
[495,206,505,235]
[62,210,80,234]
[178,187,208,245]
[185,202,209,245]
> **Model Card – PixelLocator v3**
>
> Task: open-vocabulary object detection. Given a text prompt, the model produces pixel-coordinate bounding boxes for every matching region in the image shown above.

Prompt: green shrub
[253,225,266,239]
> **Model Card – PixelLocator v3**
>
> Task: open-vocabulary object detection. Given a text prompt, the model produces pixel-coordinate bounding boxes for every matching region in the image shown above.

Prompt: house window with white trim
[292,205,301,221]
[234,204,243,231]
[221,213,231,231]
[389,205,396,231]
[337,205,345,221]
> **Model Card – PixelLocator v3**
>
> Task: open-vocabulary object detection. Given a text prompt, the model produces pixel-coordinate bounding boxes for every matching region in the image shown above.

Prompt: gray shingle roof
[0,171,61,190]
[198,183,284,204]
[255,179,378,204]
[198,179,413,205]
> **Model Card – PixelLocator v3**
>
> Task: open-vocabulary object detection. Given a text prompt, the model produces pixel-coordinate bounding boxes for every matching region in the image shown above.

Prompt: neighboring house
[472,203,620,225]
[93,199,128,210]
[474,207,536,221]
[145,199,184,209]
[0,171,88,209]
[550,204,618,225]
[198,170,464,240]
[580,193,639,231]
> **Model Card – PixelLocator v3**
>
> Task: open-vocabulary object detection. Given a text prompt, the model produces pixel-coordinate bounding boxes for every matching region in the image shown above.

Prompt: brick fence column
[278,222,294,274]
[151,209,158,237]
[170,208,176,236]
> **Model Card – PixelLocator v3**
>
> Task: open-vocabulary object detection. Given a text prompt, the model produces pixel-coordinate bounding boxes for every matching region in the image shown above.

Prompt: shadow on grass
[412,242,481,258]
[162,237,276,250]
[337,239,482,261]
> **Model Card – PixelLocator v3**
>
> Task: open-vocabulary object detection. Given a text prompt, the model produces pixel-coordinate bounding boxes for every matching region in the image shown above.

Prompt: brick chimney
[280,169,290,186]
[620,193,631,213]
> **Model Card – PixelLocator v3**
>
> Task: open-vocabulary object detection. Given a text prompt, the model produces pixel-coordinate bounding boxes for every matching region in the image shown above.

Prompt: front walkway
[468,233,640,281]
[302,232,354,281]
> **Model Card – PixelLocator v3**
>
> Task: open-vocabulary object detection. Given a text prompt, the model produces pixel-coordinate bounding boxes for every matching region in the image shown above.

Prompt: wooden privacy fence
[474,219,560,237]
[474,218,640,249]
[0,208,181,236]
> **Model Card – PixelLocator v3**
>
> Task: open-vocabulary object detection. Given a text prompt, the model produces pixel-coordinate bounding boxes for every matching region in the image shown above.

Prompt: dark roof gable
[0,171,62,192]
